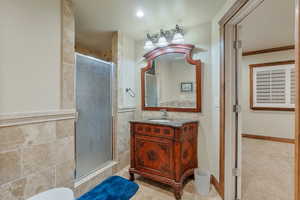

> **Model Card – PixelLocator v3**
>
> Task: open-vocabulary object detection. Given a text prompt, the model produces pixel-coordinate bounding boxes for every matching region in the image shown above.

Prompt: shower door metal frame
[74,53,117,181]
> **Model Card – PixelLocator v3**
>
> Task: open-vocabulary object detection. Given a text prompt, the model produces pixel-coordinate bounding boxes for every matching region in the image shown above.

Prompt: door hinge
[232,168,241,177]
[233,40,242,49]
[233,105,241,113]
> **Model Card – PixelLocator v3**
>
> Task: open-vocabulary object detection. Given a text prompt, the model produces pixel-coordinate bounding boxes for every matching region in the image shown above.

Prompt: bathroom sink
[149,119,171,123]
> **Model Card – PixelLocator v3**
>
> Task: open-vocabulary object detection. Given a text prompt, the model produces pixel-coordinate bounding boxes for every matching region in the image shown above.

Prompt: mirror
[141,44,201,112]
[145,53,196,108]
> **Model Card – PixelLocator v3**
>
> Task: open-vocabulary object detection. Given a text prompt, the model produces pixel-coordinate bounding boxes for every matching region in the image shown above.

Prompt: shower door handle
[75,111,79,122]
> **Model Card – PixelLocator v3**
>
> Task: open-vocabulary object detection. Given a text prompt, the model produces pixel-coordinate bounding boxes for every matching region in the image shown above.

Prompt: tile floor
[116,168,222,200]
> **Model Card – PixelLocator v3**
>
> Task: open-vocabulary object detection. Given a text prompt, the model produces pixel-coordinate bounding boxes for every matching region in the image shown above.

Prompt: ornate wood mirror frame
[141,44,202,112]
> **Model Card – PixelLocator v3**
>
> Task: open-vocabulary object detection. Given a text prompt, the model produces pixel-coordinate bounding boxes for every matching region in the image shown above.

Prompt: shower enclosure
[75,53,113,180]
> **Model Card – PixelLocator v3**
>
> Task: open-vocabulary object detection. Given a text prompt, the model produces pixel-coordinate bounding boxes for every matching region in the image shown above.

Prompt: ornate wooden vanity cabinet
[130,44,201,199]
[129,121,198,200]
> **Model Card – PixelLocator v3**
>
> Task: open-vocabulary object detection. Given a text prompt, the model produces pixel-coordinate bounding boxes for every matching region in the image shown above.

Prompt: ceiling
[240,0,295,52]
[74,0,227,52]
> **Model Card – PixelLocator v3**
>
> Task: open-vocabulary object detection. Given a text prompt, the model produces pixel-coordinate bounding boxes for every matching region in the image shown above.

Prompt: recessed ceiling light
[136,10,144,18]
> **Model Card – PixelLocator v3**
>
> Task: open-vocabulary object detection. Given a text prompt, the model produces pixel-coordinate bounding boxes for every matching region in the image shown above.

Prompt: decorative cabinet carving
[135,136,174,178]
[129,121,198,200]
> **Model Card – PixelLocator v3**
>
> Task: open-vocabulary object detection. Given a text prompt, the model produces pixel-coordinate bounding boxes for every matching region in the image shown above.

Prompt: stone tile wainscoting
[0,111,76,200]
[114,109,135,172]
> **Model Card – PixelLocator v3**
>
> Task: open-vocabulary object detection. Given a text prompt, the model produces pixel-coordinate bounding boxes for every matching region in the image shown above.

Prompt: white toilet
[27,188,74,200]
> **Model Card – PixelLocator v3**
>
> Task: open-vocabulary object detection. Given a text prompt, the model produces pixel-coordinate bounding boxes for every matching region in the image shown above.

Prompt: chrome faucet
[160,109,168,119]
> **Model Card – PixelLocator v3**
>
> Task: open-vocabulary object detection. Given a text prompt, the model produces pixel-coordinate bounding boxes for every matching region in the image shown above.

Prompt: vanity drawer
[134,124,174,138]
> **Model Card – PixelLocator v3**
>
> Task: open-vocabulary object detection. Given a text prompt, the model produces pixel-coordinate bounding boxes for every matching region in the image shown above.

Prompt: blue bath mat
[77,176,139,200]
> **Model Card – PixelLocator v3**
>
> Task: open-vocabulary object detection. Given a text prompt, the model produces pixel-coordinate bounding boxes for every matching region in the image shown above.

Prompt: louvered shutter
[252,64,295,109]
[290,68,295,104]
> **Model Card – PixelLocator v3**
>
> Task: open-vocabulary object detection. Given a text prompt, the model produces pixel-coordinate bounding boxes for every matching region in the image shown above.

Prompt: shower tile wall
[115,111,135,171]
[0,119,75,200]
[75,46,113,62]
[61,0,76,109]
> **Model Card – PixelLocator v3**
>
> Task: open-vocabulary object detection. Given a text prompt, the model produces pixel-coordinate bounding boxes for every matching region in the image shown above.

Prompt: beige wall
[0,0,62,113]
[241,50,295,139]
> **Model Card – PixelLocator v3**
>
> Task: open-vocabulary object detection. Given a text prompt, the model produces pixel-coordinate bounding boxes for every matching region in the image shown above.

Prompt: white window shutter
[255,70,271,104]
[270,69,286,104]
[252,64,295,109]
[290,68,295,105]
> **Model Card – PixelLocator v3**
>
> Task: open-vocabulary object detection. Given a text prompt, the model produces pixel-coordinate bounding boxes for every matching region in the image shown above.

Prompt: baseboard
[242,134,295,144]
[210,175,224,198]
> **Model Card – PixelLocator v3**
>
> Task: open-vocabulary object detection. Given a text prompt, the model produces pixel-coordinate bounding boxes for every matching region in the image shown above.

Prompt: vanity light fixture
[172,25,184,44]
[157,30,168,47]
[143,24,185,50]
[144,34,155,50]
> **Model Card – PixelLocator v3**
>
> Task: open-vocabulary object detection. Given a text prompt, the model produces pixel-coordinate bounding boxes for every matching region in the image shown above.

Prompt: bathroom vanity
[129,44,201,199]
[129,119,198,200]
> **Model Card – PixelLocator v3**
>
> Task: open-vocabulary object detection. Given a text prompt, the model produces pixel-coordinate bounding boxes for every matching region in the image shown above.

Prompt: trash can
[194,169,211,196]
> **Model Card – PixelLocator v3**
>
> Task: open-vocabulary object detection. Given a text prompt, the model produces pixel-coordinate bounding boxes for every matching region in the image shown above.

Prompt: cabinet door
[135,135,174,179]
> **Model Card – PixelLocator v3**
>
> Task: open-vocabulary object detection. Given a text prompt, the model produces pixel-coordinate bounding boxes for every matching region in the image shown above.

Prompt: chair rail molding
[0,109,76,127]
[243,45,295,56]
[242,134,295,144]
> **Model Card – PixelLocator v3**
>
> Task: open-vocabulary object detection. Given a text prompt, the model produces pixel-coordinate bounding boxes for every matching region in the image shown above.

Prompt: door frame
[218,0,300,199]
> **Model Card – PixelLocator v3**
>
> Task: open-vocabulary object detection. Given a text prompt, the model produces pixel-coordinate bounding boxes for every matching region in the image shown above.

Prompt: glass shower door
[75,53,113,180]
